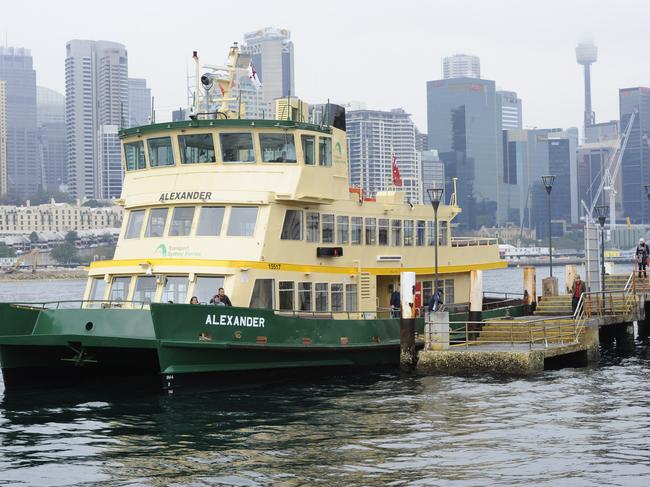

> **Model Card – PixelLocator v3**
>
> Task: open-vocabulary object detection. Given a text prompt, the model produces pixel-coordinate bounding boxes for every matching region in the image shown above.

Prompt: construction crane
[4,248,40,274]
[588,109,637,231]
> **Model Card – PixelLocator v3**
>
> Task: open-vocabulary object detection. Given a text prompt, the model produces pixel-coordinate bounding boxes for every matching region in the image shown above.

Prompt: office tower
[415,128,429,152]
[577,139,618,217]
[585,120,618,143]
[548,129,578,224]
[427,77,499,228]
[442,54,480,79]
[172,108,188,122]
[620,87,650,223]
[37,86,67,191]
[576,41,598,132]
[128,78,151,127]
[98,125,121,199]
[347,108,421,204]
[0,47,41,198]
[421,150,445,203]
[65,40,128,200]
[242,27,294,113]
[497,90,523,130]
[0,80,6,196]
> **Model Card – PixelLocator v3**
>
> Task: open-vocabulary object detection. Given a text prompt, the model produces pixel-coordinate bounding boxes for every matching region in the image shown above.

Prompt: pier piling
[399,272,417,369]
[523,266,536,314]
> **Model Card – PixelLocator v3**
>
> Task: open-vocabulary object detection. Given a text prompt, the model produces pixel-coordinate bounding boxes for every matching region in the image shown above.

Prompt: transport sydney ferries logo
[154,243,200,258]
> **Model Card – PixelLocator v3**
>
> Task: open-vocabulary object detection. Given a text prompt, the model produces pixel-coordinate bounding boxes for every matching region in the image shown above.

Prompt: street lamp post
[541,175,555,277]
[427,187,445,304]
[595,205,608,309]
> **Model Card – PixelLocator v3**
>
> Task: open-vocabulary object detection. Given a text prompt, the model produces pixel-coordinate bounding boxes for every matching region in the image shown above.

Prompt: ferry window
[169,207,195,236]
[179,134,215,163]
[302,135,316,165]
[422,280,433,305]
[346,284,358,312]
[227,207,258,237]
[365,218,376,245]
[319,137,332,166]
[196,206,225,236]
[404,220,414,246]
[279,281,295,311]
[337,216,349,244]
[298,282,312,311]
[281,210,303,240]
[427,220,435,246]
[148,137,175,167]
[331,284,344,312]
[445,279,455,304]
[125,210,145,239]
[124,141,146,171]
[378,219,389,246]
[315,283,328,312]
[440,221,449,246]
[194,276,224,304]
[133,276,156,304]
[145,208,168,238]
[88,277,106,305]
[391,220,402,246]
[220,133,255,163]
[351,217,362,245]
[160,276,188,304]
[260,133,296,163]
[416,220,426,246]
[250,279,275,309]
[306,212,320,242]
[109,276,132,302]
[322,214,335,243]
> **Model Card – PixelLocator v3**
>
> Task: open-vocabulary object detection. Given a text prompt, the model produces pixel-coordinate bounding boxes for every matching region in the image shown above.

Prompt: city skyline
[2,0,650,132]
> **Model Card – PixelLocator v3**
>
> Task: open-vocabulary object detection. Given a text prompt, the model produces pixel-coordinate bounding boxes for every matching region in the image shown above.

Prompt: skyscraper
[347,108,421,204]
[620,87,650,223]
[37,86,67,191]
[442,54,480,79]
[421,150,445,204]
[65,40,128,200]
[0,47,41,198]
[497,90,523,130]
[0,80,6,196]
[128,78,151,127]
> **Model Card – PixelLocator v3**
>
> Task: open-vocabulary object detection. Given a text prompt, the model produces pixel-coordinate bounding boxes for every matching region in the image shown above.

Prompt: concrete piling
[523,266,536,314]
[399,272,416,370]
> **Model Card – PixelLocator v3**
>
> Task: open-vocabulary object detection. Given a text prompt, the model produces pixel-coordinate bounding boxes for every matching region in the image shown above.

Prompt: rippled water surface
[0,270,649,486]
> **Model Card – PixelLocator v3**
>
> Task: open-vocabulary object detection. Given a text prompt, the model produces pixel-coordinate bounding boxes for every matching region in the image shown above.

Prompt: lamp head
[541,175,555,194]
[594,205,608,227]
[427,187,444,211]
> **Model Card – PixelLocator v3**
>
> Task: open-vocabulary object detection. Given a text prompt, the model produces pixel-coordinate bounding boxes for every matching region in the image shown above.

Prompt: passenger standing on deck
[189,296,199,304]
[428,288,444,312]
[217,287,232,307]
[636,238,650,278]
[570,275,586,313]
[390,286,401,318]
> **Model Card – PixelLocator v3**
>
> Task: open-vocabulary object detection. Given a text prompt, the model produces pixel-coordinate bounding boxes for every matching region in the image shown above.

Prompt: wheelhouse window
[302,135,316,165]
[315,283,328,312]
[322,214,335,243]
[88,277,106,306]
[422,281,433,306]
[124,141,146,171]
[378,218,389,246]
[145,208,168,238]
[194,276,224,304]
[260,133,296,162]
[279,281,295,311]
[337,216,349,244]
[178,134,215,163]
[109,276,132,302]
[404,220,414,246]
[416,220,426,246]
[365,218,376,245]
[133,276,156,304]
[161,276,188,304]
[249,279,275,309]
[306,212,320,243]
[351,217,362,245]
[281,210,303,240]
[220,133,255,163]
[147,137,175,167]
[196,206,225,236]
[346,284,358,311]
[298,282,312,311]
[391,220,402,246]
[319,137,332,166]
[331,284,344,312]
[169,207,195,236]
[125,210,145,239]
[227,207,258,237]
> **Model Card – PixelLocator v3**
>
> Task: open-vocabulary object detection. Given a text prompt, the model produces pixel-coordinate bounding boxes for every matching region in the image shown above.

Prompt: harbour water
[0,266,649,486]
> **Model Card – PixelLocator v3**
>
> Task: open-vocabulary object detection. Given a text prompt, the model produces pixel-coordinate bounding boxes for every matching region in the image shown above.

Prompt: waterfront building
[37,86,67,191]
[442,54,480,79]
[65,40,128,200]
[0,47,40,199]
[421,150,444,204]
[0,80,6,196]
[128,78,151,127]
[619,87,650,223]
[497,90,522,130]
[346,108,421,204]
[0,199,122,234]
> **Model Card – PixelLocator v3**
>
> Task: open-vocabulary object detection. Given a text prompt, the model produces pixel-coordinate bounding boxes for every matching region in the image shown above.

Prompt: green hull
[0,303,423,391]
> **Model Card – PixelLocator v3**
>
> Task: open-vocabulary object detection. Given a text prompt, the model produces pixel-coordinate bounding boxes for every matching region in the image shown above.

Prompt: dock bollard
[400,272,416,369]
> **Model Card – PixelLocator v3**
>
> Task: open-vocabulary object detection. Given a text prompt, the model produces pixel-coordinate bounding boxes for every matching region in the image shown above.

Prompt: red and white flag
[391,152,403,187]
[248,63,262,90]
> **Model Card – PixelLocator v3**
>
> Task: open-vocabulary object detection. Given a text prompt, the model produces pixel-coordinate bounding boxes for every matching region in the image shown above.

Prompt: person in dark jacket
[217,287,232,307]
[636,238,650,278]
[570,275,586,313]
[428,288,444,312]
[390,287,401,317]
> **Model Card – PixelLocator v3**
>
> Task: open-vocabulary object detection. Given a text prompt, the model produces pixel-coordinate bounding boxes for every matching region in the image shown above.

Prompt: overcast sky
[3,0,650,132]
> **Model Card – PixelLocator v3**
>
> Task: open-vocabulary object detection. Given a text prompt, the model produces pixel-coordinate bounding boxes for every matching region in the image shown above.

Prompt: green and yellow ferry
[0,45,505,392]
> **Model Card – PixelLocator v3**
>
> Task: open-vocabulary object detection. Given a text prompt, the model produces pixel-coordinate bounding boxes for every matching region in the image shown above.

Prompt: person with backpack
[636,238,650,278]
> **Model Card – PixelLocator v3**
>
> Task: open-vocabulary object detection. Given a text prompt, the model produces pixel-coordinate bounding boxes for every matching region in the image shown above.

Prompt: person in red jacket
[571,275,586,313]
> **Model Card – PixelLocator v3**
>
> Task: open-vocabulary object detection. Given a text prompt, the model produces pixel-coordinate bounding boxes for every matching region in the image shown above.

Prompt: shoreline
[0,269,87,281]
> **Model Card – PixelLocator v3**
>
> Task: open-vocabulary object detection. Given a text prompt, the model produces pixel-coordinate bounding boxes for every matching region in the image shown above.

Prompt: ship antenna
[193,51,200,117]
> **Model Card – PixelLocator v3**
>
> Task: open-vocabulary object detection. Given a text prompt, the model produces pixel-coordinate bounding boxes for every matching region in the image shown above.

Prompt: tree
[29,231,39,244]
[0,243,16,258]
[65,230,79,243]
[51,243,79,264]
